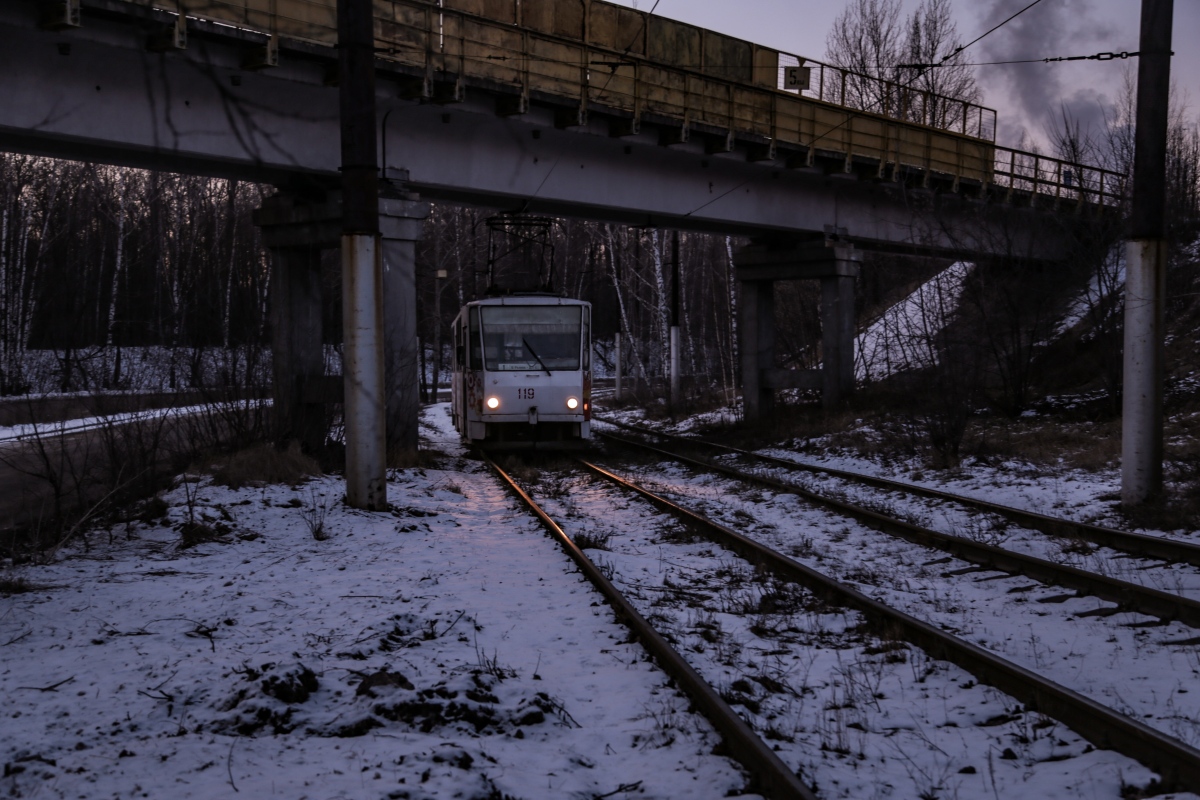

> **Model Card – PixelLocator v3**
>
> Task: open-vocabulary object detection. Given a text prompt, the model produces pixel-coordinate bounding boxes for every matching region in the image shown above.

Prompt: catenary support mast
[1121,0,1174,507]
[339,0,387,510]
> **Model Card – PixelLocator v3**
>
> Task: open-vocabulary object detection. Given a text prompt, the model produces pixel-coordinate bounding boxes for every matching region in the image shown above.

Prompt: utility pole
[1121,0,1174,507]
[339,0,387,510]
[669,230,681,411]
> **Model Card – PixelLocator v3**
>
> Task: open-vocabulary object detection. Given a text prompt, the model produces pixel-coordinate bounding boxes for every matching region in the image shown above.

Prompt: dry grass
[203,441,320,489]
[969,417,1122,472]
[0,575,35,595]
[178,521,229,549]
[1123,491,1200,531]
[499,455,540,484]
[387,445,454,470]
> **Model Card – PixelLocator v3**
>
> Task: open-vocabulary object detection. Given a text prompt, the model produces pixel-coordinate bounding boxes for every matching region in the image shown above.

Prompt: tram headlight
[486,396,500,410]
[566,397,580,410]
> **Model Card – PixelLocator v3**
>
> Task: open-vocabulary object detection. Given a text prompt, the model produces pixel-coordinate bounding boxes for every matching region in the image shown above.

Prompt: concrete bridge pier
[379,189,431,460]
[738,278,776,422]
[266,244,327,456]
[255,186,429,462]
[257,192,340,457]
[735,241,863,421]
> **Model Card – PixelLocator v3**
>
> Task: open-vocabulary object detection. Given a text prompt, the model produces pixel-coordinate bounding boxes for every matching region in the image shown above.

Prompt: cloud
[972,0,1126,146]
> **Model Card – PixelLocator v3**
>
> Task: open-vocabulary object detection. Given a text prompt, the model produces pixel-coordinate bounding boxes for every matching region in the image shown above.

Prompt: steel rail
[597,430,1200,629]
[481,452,817,800]
[595,417,1200,567]
[577,458,1200,793]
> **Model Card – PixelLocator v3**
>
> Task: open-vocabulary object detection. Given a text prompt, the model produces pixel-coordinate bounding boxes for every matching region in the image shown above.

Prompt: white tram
[450,295,591,449]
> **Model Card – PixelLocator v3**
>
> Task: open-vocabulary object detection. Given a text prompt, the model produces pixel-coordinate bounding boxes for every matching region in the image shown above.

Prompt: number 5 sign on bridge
[784,65,810,92]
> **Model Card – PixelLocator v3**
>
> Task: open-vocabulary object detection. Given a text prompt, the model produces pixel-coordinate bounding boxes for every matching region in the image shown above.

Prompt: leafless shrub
[571,528,612,551]
[0,574,35,595]
[205,441,319,489]
[178,520,228,549]
[301,489,331,541]
[0,406,178,554]
[500,455,540,484]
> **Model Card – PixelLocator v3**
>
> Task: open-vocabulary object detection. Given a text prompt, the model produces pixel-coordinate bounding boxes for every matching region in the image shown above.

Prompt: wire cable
[900,50,1153,70]
[595,0,664,95]
[942,0,1048,64]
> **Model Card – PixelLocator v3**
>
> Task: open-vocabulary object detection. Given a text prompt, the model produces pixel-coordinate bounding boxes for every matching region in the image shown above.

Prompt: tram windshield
[480,305,582,372]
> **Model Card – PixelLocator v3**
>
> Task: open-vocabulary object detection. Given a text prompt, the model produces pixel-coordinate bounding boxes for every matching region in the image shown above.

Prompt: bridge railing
[992,147,1126,207]
[151,0,1118,206]
[774,53,997,142]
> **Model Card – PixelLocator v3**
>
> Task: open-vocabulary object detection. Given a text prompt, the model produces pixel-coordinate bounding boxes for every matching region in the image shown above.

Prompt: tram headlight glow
[486,396,500,410]
[566,397,580,410]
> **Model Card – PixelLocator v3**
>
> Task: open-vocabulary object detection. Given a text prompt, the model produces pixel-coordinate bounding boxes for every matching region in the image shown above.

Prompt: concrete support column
[256,185,429,476]
[1121,0,1173,507]
[820,274,857,408]
[342,233,387,509]
[1121,238,1167,503]
[257,192,344,457]
[268,246,326,455]
[738,278,775,422]
[379,193,430,461]
[734,240,861,419]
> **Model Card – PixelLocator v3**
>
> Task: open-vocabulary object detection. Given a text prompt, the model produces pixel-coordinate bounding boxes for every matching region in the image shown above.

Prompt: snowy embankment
[0,401,268,445]
[854,262,973,383]
[1,406,752,799]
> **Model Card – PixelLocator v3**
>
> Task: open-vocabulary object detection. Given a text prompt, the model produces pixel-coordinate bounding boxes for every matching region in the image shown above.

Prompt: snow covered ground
[2,403,1198,799]
[0,406,752,799]
[0,402,267,445]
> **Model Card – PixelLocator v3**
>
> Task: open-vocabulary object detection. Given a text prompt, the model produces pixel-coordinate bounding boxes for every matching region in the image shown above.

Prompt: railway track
[494,453,1200,794]
[483,452,816,800]
[596,416,1200,566]
[594,427,1200,630]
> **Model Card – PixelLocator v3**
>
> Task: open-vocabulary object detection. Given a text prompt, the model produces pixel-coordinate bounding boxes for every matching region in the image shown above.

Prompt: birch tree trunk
[605,225,648,383]
[222,180,239,351]
[651,229,670,382]
[725,236,739,403]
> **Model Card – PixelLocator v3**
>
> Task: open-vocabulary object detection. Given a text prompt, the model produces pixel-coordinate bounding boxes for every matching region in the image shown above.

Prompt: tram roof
[464,295,591,308]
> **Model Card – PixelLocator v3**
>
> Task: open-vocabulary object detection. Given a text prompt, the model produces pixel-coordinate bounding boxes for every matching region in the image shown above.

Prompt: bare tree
[825,0,979,126]
[899,0,980,127]
[825,0,904,110]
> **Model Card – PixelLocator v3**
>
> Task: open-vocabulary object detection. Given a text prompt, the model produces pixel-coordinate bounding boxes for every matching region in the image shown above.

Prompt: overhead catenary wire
[939,0,1048,66]
[429,48,1144,72]
[595,0,664,97]
[900,50,1156,70]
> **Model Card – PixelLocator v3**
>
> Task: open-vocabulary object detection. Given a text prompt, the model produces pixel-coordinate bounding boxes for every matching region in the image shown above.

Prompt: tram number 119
[517,388,535,400]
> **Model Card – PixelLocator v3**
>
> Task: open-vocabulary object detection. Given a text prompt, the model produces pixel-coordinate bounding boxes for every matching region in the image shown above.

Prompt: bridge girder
[0,0,1085,261]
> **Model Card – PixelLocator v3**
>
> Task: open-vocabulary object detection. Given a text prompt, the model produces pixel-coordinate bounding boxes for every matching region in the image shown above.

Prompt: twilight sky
[606,0,1200,151]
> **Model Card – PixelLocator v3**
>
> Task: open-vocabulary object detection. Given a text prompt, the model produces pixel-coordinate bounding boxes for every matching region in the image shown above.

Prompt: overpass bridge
[0,0,1123,468]
[3,0,1120,247]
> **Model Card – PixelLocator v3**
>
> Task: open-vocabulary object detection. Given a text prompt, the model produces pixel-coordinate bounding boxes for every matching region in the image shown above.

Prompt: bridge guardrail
[774,53,996,142]
[992,146,1126,207]
[138,0,1122,207]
